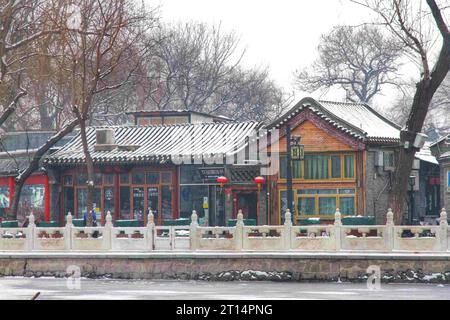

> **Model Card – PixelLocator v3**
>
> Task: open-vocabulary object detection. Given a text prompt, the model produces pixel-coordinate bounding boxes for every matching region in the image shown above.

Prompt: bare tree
[136,21,290,122]
[57,0,157,226]
[294,25,403,103]
[385,74,450,138]
[0,0,63,129]
[353,0,450,224]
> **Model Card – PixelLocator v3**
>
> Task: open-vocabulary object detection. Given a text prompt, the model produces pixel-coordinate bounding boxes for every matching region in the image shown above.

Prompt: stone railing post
[65,212,73,250]
[385,208,394,251]
[190,210,199,250]
[439,208,448,252]
[235,209,244,251]
[104,211,113,250]
[147,209,155,251]
[283,209,292,250]
[334,209,342,251]
[27,213,36,251]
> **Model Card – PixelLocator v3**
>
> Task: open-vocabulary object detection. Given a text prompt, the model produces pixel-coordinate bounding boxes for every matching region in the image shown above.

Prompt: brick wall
[365,150,394,224]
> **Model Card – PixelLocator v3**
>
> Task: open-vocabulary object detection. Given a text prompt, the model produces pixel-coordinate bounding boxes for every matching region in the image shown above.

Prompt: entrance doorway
[235,191,257,221]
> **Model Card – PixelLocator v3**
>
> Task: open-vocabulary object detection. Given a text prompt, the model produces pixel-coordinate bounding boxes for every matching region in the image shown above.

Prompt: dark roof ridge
[86,120,259,130]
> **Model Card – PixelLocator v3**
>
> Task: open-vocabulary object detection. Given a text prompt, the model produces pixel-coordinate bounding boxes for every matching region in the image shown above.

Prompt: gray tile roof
[0,149,42,176]
[269,97,401,144]
[45,121,261,165]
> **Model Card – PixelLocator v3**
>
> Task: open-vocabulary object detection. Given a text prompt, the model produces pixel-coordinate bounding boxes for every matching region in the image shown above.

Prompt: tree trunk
[9,118,80,219]
[389,41,450,224]
[78,117,95,227]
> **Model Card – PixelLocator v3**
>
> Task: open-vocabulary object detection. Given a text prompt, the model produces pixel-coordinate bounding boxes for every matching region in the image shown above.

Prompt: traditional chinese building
[44,121,266,226]
[0,131,75,224]
[430,134,450,215]
[266,97,404,224]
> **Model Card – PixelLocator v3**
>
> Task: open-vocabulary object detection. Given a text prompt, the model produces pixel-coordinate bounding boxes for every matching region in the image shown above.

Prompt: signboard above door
[198,167,225,183]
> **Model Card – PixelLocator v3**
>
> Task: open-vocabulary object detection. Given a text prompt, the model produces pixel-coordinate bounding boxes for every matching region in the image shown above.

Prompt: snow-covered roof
[430,134,450,147]
[268,97,401,144]
[45,121,260,165]
[439,151,450,161]
[317,100,401,141]
[415,144,438,165]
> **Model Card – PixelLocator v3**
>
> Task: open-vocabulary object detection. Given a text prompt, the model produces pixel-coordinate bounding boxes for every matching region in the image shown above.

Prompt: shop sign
[198,167,225,183]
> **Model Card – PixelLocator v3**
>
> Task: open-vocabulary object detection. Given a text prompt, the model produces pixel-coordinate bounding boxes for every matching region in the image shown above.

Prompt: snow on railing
[0,208,448,253]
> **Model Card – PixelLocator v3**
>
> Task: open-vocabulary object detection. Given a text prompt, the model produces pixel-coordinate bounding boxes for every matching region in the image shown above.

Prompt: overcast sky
[146,0,409,109]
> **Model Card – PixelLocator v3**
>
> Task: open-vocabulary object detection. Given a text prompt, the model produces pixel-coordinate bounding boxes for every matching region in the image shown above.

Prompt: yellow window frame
[278,153,356,182]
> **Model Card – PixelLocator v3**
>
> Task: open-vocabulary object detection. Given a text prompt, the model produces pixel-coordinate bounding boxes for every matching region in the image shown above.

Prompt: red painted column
[8,177,14,213]
[44,175,50,222]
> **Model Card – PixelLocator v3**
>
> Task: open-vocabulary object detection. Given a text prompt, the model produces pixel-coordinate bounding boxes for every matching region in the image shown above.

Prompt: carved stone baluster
[334,209,342,251]
[284,209,292,250]
[27,213,36,251]
[440,208,448,252]
[147,209,155,251]
[104,211,113,250]
[190,210,199,250]
[235,210,244,251]
[65,212,73,251]
[385,208,394,251]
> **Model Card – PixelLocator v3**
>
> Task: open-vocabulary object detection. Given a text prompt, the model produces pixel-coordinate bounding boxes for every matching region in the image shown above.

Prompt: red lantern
[254,176,265,189]
[216,176,228,187]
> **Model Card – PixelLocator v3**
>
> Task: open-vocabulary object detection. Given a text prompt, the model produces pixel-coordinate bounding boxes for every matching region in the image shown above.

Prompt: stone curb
[1,251,450,260]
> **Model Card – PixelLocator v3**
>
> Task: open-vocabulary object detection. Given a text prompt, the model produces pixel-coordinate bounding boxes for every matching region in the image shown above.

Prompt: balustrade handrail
[0,208,447,253]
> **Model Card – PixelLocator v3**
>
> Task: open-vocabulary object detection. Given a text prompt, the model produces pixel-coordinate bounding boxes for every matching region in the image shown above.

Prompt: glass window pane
[146,172,160,185]
[331,156,341,178]
[162,172,172,184]
[298,189,317,195]
[304,155,329,180]
[77,189,87,218]
[63,175,73,186]
[180,166,201,184]
[63,187,74,216]
[293,160,301,179]
[93,189,101,221]
[103,174,114,185]
[344,155,355,178]
[180,185,208,219]
[132,172,145,185]
[317,189,337,195]
[298,198,316,215]
[0,186,10,208]
[18,184,45,223]
[319,197,336,215]
[119,186,131,220]
[279,156,287,179]
[94,173,102,185]
[340,197,355,215]
[104,187,115,216]
[132,187,145,222]
[120,173,130,184]
[339,189,356,195]
[76,173,87,185]
[161,186,172,220]
[147,187,159,217]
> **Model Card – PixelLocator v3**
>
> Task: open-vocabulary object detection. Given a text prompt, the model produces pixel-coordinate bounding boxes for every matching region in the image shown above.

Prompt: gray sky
[147,0,410,109]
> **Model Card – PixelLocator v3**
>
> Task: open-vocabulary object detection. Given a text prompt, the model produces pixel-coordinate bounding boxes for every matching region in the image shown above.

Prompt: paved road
[0,278,449,300]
